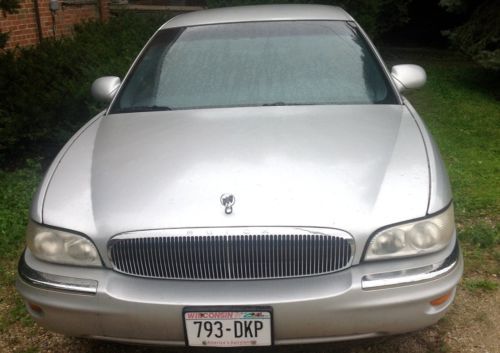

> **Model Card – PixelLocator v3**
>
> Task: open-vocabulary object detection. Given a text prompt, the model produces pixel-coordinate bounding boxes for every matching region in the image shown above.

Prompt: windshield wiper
[118,105,173,113]
[261,102,287,106]
[261,102,310,107]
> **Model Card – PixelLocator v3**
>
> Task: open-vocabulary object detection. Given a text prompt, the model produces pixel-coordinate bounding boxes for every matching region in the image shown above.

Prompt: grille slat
[110,231,353,280]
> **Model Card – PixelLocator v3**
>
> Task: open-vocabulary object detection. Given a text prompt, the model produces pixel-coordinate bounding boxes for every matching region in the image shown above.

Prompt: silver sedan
[17,4,462,347]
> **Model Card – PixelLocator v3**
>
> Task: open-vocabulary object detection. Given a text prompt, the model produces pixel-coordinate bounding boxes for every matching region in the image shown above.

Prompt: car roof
[160,5,353,29]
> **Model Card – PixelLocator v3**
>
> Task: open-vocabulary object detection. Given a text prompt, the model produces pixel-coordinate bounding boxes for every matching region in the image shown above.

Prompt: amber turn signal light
[430,291,452,306]
[28,302,44,315]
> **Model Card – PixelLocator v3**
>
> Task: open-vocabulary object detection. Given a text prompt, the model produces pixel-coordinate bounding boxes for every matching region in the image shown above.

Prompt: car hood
[41,105,429,258]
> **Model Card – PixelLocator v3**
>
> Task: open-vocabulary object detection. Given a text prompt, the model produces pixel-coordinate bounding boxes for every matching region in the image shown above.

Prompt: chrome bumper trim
[18,251,98,294]
[361,241,460,290]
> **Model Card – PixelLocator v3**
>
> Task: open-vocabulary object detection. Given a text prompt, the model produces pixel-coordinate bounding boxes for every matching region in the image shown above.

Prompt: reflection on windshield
[111,21,397,113]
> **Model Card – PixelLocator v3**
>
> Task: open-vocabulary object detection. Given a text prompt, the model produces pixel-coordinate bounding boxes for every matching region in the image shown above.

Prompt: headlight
[26,221,102,266]
[364,204,455,261]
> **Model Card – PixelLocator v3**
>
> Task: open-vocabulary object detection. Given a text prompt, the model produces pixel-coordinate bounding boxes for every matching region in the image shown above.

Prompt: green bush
[448,0,500,70]
[0,13,168,165]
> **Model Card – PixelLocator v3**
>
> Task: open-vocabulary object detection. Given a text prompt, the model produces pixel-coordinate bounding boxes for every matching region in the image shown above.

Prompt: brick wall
[0,0,109,49]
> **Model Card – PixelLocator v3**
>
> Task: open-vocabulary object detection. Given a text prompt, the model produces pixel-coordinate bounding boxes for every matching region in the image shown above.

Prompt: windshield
[110,21,398,113]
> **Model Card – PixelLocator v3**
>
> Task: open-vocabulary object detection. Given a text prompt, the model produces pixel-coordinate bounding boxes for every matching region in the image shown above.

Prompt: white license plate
[184,309,272,347]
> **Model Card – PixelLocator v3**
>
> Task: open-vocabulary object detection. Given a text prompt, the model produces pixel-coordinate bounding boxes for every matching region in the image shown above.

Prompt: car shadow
[70,326,445,353]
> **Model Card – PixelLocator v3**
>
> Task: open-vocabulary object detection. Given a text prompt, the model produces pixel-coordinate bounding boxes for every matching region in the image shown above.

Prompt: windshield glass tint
[111,21,397,113]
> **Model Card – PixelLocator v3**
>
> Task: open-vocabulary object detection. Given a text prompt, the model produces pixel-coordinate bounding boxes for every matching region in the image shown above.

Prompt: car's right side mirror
[91,76,121,103]
[390,64,426,92]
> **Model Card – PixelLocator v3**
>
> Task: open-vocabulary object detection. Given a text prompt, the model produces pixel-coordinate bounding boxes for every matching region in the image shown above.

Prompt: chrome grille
[109,228,354,280]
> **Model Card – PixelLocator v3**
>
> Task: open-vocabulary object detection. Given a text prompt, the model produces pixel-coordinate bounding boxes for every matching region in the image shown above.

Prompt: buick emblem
[220,194,235,214]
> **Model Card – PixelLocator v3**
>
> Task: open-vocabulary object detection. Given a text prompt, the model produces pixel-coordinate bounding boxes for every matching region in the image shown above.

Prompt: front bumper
[17,241,463,346]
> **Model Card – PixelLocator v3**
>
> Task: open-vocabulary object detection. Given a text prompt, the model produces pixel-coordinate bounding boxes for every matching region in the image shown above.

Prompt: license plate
[183,308,272,347]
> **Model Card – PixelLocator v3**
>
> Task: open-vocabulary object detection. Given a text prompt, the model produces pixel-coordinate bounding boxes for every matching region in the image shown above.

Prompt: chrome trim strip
[111,226,354,240]
[18,252,97,294]
[362,241,460,290]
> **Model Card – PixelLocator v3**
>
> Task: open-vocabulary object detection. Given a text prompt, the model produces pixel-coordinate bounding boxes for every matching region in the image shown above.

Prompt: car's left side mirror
[91,76,121,103]
[390,64,426,92]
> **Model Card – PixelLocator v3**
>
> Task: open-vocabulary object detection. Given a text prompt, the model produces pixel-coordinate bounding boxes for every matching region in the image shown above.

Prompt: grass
[459,223,499,248]
[0,47,498,352]
[0,159,40,259]
[384,48,500,226]
[0,160,40,333]
[464,278,499,292]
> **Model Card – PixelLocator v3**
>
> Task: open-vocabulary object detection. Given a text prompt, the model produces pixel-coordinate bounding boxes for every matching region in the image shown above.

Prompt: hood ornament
[220,194,235,214]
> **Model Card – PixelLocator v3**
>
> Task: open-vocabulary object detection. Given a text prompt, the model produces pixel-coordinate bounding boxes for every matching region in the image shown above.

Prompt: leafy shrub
[206,0,413,38]
[0,13,168,166]
[440,0,500,70]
